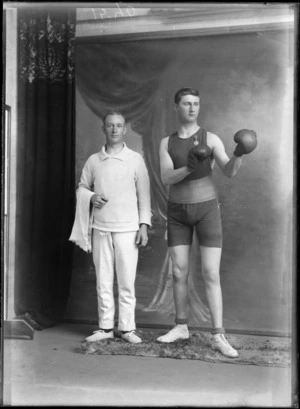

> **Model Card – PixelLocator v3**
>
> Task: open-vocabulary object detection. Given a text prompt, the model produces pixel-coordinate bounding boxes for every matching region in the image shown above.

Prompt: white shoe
[121,331,142,344]
[212,334,239,358]
[85,330,114,342]
[157,325,189,343]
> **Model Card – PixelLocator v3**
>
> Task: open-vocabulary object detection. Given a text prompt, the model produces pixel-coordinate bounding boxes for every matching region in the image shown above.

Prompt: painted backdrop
[65,30,294,335]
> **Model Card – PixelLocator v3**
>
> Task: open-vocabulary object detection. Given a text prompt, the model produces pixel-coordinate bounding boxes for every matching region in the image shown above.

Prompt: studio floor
[3,323,292,407]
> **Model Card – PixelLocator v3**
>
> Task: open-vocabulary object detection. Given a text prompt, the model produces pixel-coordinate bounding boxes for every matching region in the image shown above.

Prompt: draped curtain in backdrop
[76,42,172,219]
[75,41,211,322]
[15,8,76,329]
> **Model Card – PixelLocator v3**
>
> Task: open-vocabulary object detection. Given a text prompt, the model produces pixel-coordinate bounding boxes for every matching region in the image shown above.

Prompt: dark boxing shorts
[167,198,223,248]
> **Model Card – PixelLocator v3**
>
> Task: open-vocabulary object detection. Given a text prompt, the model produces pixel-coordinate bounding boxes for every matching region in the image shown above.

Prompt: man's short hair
[174,87,200,104]
[102,110,126,125]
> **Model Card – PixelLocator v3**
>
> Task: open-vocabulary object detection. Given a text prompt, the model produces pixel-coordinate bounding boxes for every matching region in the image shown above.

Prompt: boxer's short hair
[174,87,200,104]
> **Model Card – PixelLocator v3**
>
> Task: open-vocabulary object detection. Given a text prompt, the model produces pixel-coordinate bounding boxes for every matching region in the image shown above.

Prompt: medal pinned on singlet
[193,134,199,146]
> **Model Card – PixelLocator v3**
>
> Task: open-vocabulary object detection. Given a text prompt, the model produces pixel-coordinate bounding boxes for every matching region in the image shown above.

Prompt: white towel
[69,188,95,252]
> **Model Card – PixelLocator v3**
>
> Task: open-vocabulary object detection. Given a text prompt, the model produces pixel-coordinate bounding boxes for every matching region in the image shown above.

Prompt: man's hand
[136,224,148,247]
[91,194,108,209]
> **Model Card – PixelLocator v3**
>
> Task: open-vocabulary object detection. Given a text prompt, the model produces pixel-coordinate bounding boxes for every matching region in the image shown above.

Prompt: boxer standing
[157,87,257,357]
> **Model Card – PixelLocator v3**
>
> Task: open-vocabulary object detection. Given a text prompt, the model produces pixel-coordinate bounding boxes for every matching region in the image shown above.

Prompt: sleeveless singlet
[167,128,218,204]
[168,128,212,181]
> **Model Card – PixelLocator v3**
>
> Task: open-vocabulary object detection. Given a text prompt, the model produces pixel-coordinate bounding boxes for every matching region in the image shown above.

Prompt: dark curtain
[15,8,76,329]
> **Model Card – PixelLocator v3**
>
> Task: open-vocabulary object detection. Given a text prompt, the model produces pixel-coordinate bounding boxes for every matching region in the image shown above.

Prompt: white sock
[176,324,188,330]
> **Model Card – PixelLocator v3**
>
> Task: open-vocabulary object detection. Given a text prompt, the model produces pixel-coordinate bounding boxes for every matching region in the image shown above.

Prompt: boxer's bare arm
[159,137,191,185]
[208,132,242,178]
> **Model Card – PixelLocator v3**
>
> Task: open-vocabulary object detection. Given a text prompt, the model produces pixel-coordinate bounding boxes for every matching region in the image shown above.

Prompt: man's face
[103,114,126,145]
[175,95,200,124]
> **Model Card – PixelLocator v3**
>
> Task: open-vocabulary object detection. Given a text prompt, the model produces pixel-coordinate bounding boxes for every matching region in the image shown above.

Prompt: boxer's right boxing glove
[187,149,199,172]
[192,145,212,161]
[187,145,212,172]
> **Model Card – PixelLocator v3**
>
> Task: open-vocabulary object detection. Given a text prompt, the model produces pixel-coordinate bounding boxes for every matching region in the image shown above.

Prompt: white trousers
[92,229,138,331]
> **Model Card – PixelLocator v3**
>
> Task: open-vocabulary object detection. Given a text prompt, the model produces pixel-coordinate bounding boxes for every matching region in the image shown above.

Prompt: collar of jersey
[98,143,129,161]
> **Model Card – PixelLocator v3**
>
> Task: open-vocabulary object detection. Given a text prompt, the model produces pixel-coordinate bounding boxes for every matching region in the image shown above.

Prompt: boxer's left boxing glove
[234,129,257,157]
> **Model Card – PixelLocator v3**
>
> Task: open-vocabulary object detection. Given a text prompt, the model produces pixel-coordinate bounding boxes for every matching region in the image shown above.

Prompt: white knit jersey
[78,143,152,232]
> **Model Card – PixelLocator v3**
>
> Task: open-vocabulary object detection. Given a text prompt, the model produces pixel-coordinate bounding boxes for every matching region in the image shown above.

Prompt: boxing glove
[187,145,212,172]
[234,129,257,157]
[192,144,212,160]
[187,149,199,172]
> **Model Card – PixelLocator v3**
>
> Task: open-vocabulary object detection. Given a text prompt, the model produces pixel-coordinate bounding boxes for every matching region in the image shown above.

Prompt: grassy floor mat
[76,330,291,367]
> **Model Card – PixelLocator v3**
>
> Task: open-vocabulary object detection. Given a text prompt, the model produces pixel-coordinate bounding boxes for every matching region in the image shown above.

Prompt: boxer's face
[103,114,126,146]
[175,95,200,124]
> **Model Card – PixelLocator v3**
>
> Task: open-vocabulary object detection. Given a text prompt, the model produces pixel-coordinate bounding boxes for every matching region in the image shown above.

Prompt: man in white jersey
[157,87,257,357]
[78,111,151,344]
